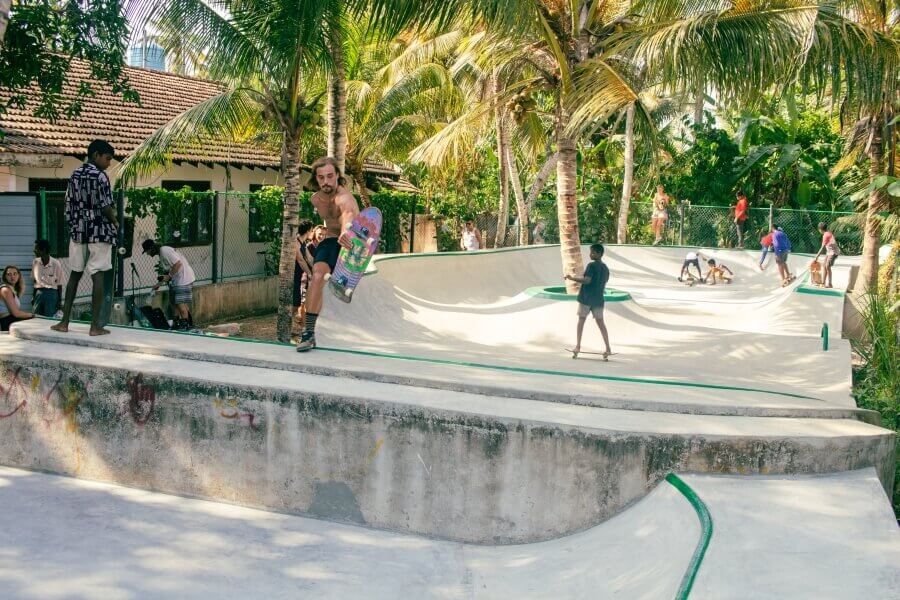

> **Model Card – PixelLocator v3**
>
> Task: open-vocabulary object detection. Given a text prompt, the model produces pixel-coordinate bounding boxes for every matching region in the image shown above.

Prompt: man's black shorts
[314,237,340,271]
[682,258,700,270]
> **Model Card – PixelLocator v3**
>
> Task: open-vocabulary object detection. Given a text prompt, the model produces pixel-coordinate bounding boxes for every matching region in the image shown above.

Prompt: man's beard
[321,184,334,193]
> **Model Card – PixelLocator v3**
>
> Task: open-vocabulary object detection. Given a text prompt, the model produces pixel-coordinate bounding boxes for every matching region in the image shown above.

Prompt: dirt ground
[218,311,279,342]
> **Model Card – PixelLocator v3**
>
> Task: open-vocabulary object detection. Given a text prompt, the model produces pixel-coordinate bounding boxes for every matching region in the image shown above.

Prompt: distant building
[128,43,167,71]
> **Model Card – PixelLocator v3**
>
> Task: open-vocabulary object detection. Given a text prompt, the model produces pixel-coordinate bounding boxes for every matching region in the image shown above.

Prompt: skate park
[1,244,899,598]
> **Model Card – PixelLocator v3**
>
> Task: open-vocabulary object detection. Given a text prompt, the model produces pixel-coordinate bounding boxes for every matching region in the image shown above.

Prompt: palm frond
[118,87,268,184]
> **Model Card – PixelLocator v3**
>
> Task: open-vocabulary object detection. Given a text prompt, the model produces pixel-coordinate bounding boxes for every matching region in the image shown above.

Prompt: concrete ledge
[8,319,880,421]
[0,337,894,544]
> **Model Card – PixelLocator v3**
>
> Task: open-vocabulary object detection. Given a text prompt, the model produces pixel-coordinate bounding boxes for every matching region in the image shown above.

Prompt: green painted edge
[796,285,844,297]
[666,473,713,600]
[31,316,822,401]
[523,286,632,302]
[316,347,822,401]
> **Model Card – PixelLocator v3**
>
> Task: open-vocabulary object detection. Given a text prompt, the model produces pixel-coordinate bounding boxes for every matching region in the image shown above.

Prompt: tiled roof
[0,61,281,168]
[0,61,418,188]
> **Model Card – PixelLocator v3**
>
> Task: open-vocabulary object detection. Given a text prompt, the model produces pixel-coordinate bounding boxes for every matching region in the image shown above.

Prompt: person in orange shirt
[733,191,749,248]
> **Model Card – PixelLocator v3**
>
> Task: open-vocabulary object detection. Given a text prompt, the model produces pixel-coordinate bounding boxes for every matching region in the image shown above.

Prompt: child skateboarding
[296,156,361,352]
[677,250,707,285]
[812,222,840,288]
[564,243,612,360]
[704,259,734,285]
[771,227,794,286]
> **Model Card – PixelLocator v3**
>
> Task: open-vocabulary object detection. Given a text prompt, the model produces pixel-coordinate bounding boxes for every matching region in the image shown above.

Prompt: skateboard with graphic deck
[324,207,382,303]
[565,348,615,360]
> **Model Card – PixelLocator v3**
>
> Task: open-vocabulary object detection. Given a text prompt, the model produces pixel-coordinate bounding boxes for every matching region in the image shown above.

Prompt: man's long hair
[310,156,346,189]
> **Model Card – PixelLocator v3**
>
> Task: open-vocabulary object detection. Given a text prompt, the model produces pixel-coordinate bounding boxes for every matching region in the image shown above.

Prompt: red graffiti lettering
[0,368,27,419]
[126,374,156,426]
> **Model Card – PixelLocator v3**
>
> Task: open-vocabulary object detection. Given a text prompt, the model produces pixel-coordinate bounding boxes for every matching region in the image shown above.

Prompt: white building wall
[0,157,312,303]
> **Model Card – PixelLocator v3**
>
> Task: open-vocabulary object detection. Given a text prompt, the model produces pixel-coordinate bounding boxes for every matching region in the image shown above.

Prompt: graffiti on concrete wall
[0,367,28,419]
[213,395,260,431]
[126,374,156,426]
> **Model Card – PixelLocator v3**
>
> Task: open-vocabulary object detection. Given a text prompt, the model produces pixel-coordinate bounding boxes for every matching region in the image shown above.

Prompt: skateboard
[325,207,383,303]
[565,348,615,360]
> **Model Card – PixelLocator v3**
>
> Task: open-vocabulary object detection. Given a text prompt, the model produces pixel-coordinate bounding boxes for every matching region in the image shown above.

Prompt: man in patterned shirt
[51,140,119,336]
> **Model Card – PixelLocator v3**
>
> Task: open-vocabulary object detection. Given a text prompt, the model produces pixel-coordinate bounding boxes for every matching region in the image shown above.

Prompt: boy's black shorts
[314,237,340,271]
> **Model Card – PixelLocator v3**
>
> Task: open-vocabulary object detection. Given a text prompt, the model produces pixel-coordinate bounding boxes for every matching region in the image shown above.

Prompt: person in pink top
[813,222,841,288]
[733,191,749,248]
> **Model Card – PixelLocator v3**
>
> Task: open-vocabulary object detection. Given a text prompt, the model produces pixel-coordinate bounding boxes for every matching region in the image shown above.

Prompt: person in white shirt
[32,239,65,317]
[142,239,197,330]
[460,220,483,251]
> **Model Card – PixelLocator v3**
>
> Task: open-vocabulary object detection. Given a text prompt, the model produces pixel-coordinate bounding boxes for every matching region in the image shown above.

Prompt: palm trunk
[505,143,529,246]
[616,102,636,244]
[525,152,558,214]
[275,133,303,342]
[353,166,371,208]
[556,107,583,294]
[0,0,10,43]
[693,86,704,127]
[494,111,510,248]
[854,117,885,295]
[326,31,348,175]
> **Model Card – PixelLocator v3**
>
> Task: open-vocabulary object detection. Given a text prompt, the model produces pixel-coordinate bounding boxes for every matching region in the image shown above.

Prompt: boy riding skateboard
[296,156,360,352]
[564,243,612,360]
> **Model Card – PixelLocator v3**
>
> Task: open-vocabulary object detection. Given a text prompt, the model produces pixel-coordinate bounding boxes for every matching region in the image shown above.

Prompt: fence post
[408,203,416,254]
[212,192,220,283]
[115,190,125,297]
[678,201,686,245]
[768,203,774,231]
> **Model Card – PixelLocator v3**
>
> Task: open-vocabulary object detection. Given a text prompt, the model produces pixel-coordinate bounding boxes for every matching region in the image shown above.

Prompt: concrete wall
[72,275,277,325]
[2,158,292,303]
[0,355,894,544]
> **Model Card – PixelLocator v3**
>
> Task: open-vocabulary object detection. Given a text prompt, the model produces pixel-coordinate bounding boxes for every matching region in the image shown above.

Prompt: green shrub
[851,251,900,517]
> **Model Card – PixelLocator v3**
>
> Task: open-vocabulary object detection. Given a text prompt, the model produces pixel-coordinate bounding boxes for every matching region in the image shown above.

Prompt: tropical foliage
[0,0,137,125]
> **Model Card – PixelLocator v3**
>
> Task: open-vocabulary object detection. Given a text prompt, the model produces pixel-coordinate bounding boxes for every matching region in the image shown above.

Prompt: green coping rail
[49,316,824,402]
[523,286,632,302]
[666,473,713,600]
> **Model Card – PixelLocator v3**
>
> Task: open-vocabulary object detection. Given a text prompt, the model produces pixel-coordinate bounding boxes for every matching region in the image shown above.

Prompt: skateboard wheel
[324,273,332,282]
[117,247,127,255]
[366,237,375,245]
[344,289,352,298]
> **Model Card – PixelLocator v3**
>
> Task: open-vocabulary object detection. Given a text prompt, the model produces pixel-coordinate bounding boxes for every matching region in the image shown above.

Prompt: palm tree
[612,0,898,291]
[121,0,367,342]
[341,29,469,206]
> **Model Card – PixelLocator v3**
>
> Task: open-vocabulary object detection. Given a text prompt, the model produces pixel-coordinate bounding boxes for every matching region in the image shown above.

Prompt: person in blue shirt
[564,243,612,360]
[771,227,794,286]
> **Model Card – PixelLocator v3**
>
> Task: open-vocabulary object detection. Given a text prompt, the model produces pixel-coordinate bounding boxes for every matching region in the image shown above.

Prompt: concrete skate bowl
[317,244,857,411]
[1,244,895,550]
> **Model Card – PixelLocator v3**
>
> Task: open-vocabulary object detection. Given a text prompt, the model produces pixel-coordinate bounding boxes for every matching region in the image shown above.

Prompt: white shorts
[69,241,112,275]
[652,210,668,220]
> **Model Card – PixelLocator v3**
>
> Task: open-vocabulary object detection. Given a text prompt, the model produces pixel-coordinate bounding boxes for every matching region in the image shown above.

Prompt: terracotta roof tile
[0,62,280,167]
[1,61,415,184]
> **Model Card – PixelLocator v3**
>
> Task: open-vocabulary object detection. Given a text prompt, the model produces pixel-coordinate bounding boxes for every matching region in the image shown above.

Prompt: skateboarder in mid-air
[564,243,612,360]
[296,156,360,352]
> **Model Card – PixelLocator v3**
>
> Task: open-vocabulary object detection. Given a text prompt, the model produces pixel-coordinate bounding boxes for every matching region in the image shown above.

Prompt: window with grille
[159,181,213,247]
[30,179,69,257]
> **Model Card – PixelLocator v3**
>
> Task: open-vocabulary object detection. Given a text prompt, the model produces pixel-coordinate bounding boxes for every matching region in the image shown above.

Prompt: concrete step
[9,319,879,422]
[0,334,894,544]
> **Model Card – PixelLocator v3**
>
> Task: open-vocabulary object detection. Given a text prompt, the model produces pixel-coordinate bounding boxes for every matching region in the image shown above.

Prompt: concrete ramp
[1,466,896,599]
[1,244,897,598]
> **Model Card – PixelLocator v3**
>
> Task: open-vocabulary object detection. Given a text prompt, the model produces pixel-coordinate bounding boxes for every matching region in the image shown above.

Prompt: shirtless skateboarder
[296,156,361,352]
